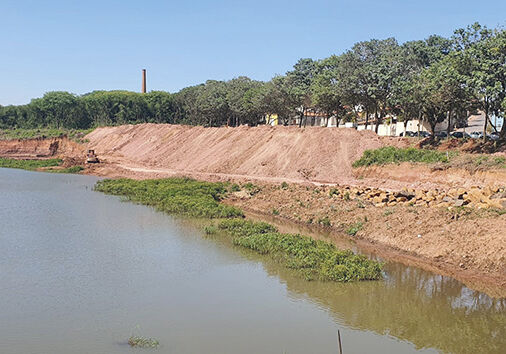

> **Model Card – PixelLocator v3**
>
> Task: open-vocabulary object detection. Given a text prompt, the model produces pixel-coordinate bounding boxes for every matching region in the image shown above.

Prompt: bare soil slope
[86,124,388,183]
[0,137,85,161]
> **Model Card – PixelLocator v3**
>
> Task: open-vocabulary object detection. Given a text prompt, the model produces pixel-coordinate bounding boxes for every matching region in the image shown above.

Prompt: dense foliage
[217,219,383,282]
[1,23,504,141]
[94,177,243,218]
[352,147,454,167]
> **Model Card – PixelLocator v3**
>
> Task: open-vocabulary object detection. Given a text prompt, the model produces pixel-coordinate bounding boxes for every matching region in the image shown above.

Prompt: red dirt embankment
[85,123,404,184]
[0,136,85,161]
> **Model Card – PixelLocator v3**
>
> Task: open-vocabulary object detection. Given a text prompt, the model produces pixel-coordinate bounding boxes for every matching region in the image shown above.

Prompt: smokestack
[142,69,146,93]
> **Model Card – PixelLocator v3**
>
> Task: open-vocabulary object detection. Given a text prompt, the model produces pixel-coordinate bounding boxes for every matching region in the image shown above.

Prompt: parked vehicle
[488,132,500,141]
[469,132,482,139]
[435,131,448,138]
[450,131,471,139]
[416,131,432,138]
[399,131,416,137]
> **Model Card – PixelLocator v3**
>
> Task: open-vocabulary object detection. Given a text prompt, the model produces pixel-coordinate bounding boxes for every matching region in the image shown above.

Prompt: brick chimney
[142,69,146,93]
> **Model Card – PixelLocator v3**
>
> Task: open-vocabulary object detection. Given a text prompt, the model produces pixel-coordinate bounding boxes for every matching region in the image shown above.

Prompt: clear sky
[1,0,505,105]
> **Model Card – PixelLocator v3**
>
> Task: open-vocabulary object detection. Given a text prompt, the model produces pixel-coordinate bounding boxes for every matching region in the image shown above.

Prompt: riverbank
[1,124,505,297]
[225,183,506,297]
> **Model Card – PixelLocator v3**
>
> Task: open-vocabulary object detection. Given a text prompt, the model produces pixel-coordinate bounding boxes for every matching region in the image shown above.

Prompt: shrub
[346,221,364,236]
[281,181,289,189]
[329,188,340,197]
[318,216,331,227]
[243,182,261,195]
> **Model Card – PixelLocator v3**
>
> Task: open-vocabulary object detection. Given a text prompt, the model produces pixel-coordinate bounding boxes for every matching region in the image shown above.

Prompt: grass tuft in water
[218,219,382,282]
[204,225,218,235]
[94,177,244,218]
[128,336,159,348]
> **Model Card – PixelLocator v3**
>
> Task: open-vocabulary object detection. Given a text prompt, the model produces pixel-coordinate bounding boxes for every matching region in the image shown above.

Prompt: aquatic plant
[94,177,244,218]
[0,157,61,170]
[204,225,218,235]
[218,219,382,282]
[128,336,159,348]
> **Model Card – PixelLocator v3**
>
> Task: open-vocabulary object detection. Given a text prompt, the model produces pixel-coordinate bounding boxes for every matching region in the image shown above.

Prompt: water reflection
[204,228,506,354]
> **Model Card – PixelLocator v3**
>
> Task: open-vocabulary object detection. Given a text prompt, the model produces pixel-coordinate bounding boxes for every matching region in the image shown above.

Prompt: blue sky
[1,0,505,105]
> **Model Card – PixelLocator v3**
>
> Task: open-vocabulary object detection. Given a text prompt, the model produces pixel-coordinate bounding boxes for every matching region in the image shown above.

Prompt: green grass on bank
[0,157,84,173]
[353,146,454,167]
[94,177,244,218]
[217,219,383,282]
[0,128,94,142]
[45,166,85,174]
[0,157,62,170]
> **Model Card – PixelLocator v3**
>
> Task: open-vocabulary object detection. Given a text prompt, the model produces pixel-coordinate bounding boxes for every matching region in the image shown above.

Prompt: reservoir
[0,168,504,354]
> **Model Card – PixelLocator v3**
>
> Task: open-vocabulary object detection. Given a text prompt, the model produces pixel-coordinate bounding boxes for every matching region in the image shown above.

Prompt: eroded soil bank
[1,124,505,297]
[225,183,506,298]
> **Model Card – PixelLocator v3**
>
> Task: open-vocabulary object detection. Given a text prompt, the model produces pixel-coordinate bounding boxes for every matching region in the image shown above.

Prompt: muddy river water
[0,168,504,354]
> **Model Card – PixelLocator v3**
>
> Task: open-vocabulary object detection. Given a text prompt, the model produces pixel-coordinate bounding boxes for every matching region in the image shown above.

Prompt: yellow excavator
[86,149,99,163]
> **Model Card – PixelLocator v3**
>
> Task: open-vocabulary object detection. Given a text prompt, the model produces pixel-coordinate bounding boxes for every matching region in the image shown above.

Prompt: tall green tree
[311,55,346,126]
[416,56,470,136]
[286,58,316,126]
[350,38,401,132]
[453,23,506,141]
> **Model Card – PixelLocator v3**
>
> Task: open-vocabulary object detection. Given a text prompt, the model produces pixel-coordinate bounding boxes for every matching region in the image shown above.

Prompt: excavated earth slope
[85,123,387,183]
[0,137,85,160]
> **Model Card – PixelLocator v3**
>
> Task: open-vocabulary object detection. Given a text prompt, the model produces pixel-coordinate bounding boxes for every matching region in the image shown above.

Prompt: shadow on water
[187,218,505,354]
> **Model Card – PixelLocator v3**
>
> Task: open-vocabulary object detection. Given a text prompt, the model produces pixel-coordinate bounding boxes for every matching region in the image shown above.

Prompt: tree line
[1,22,505,141]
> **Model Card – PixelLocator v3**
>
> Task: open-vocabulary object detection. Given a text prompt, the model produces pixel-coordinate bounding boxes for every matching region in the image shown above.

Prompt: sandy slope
[85,123,388,184]
[85,124,505,190]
